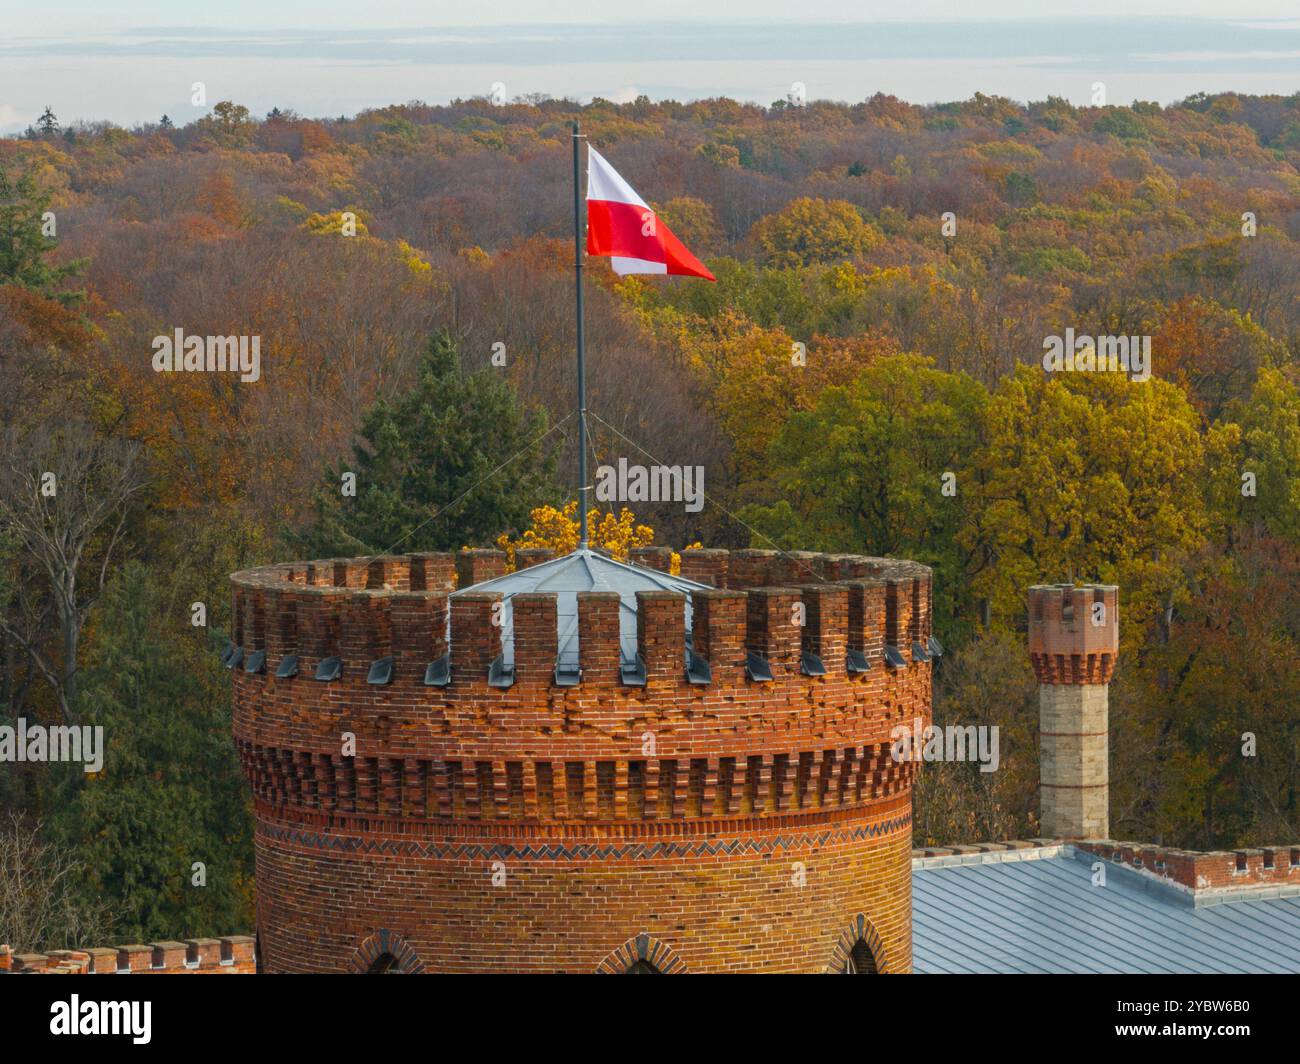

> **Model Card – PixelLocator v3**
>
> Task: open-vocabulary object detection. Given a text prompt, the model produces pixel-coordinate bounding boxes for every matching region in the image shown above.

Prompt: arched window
[367,951,403,974]
[595,933,686,974]
[828,914,890,974]
[347,930,425,974]
[843,938,878,974]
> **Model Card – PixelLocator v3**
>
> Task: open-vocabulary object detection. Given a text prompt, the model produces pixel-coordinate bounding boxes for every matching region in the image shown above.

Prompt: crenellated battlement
[0,937,256,975]
[229,549,933,704]
[1028,583,1119,685]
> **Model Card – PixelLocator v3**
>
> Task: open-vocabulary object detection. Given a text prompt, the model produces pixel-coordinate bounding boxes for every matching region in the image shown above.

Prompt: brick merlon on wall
[228,549,934,697]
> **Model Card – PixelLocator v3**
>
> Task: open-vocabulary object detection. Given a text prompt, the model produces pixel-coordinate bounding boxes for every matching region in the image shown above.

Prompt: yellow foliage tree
[497,501,655,567]
[654,196,723,255]
[750,197,884,267]
[301,208,369,236]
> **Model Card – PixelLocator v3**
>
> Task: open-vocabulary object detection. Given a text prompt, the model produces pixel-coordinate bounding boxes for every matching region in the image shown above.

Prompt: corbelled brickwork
[230,547,933,973]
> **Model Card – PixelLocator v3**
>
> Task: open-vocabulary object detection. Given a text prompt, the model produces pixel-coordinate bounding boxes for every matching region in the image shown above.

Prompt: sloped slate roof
[450,548,709,667]
[913,846,1300,973]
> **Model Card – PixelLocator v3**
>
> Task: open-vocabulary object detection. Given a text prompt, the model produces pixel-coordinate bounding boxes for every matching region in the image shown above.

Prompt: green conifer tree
[0,167,86,303]
[298,329,560,555]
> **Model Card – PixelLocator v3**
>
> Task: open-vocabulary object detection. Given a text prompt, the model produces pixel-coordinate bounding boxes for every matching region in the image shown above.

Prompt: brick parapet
[230,554,935,770]
[1076,840,1300,893]
[0,936,255,975]
[230,551,932,710]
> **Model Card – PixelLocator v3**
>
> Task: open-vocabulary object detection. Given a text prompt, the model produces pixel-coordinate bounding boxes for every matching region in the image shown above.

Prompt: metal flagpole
[572,121,589,549]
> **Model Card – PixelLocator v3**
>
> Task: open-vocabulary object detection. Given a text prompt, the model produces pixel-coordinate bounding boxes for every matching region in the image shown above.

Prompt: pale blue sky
[8,1,1300,30]
[3,4,1298,133]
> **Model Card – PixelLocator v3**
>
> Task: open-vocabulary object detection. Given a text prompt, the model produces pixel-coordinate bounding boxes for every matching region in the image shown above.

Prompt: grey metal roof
[913,846,1300,973]
[450,548,709,667]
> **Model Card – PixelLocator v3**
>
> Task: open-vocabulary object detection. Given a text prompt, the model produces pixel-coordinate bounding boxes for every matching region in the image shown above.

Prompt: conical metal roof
[450,548,709,668]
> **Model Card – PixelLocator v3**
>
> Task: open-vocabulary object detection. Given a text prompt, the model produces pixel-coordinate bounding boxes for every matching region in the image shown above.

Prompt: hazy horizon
[3,14,1299,134]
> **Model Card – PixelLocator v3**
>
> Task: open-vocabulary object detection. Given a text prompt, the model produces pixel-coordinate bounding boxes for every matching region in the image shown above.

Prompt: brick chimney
[1027,584,1119,839]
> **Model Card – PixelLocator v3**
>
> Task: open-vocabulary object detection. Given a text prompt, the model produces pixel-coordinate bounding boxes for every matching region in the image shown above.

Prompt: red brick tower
[229,546,933,973]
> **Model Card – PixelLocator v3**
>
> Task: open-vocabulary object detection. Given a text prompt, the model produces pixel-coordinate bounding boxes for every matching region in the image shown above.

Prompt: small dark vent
[487,654,514,688]
[506,761,525,819]
[656,760,678,819]
[621,654,646,687]
[424,654,450,687]
[686,759,708,818]
[716,758,736,817]
[535,761,556,819]
[745,651,773,682]
[314,656,341,682]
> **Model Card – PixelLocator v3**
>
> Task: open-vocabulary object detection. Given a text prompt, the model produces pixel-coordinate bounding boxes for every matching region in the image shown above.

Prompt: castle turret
[1028,584,1119,840]
[230,547,934,973]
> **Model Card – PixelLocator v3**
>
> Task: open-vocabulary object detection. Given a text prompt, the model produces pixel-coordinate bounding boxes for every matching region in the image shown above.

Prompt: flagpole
[572,120,589,549]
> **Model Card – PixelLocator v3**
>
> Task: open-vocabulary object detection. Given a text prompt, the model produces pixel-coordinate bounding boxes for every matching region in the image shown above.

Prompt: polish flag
[586,146,716,281]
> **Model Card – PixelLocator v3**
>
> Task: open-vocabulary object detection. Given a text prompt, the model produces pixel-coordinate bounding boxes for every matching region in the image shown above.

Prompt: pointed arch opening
[346,930,425,974]
[845,937,879,974]
[595,932,686,974]
[827,913,890,974]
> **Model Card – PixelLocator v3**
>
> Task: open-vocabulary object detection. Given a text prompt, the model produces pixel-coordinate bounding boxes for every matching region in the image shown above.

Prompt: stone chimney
[1027,584,1119,839]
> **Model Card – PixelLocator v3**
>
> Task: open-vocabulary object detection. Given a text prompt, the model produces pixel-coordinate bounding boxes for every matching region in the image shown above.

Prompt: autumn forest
[2,90,1300,949]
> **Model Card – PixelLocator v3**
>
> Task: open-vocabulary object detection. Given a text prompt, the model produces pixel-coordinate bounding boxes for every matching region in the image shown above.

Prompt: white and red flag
[586,146,715,281]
